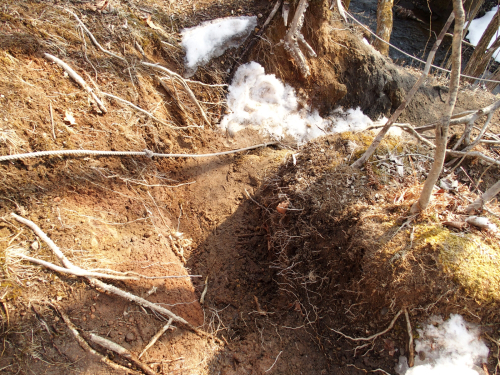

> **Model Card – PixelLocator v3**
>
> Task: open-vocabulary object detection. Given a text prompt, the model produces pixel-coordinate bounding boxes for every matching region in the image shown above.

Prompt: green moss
[415,225,500,302]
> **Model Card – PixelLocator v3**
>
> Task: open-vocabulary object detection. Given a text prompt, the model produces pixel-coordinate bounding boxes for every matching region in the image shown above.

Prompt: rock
[125,332,136,342]
[31,241,39,251]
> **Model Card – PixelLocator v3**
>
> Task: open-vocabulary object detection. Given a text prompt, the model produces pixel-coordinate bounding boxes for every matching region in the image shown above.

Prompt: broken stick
[44,53,107,114]
[52,303,142,375]
[88,333,156,375]
[138,318,174,359]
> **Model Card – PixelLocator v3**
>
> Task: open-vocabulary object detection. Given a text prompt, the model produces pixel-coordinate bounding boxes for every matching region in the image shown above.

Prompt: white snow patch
[181,16,257,77]
[400,314,489,375]
[467,6,500,62]
[363,38,370,45]
[220,62,376,143]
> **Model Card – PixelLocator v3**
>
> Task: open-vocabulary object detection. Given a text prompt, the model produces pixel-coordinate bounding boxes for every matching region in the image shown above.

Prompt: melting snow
[220,62,379,143]
[181,16,257,77]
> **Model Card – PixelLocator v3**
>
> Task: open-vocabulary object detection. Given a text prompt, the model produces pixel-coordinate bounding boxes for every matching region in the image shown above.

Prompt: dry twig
[44,53,107,114]
[52,303,141,375]
[138,318,174,359]
[88,333,156,375]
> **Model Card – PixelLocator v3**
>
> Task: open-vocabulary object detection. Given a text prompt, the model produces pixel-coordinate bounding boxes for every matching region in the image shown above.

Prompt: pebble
[125,332,136,342]
[31,241,39,251]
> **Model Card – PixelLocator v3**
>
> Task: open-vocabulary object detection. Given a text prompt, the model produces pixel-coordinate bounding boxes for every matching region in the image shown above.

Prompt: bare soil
[1,1,500,375]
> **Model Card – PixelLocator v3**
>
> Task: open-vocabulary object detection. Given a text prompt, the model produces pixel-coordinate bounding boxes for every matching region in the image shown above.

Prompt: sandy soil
[0,1,500,375]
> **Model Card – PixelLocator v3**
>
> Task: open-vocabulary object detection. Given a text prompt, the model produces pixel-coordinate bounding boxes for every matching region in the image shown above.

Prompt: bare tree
[411,0,465,213]
[372,0,394,55]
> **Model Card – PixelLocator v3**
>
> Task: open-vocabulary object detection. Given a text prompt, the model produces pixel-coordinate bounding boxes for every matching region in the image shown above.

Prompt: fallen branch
[52,303,141,375]
[138,318,174,359]
[140,61,210,126]
[330,309,403,342]
[466,180,500,213]
[44,53,107,114]
[88,333,156,375]
[65,9,127,63]
[12,213,209,339]
[404,308,414,367]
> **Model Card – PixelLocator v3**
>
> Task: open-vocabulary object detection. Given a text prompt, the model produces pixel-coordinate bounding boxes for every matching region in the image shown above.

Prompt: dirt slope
[1,1,500,375]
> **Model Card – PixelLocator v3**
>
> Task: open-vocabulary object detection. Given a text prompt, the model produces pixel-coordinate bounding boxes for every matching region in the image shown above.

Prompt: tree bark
[463,6,500,80]
[466,35,500,80]
[411,0,465,213]
[373,0,394,55]
[351,13,455,169]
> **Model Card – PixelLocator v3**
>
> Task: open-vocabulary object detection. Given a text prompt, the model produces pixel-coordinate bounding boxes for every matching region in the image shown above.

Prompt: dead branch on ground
[11,213,208,339]
[44,53,107,114]
[138,318,174,359]
[65,8,127,63]
[466,180,500,213]
[88,333,156,375]
[52,303,142,375]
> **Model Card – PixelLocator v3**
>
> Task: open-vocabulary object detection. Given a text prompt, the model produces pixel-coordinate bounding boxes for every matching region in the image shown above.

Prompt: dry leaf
[95,0,109,10]
[144,15,162,31]
[63,111,76,125]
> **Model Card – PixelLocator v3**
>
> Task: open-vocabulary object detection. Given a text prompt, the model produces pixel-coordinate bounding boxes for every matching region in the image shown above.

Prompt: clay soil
[0,1,500,375]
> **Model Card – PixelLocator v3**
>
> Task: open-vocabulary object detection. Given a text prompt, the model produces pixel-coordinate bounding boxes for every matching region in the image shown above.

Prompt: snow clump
[220,62,377,143]
[398,314,489,375]
[181,16,257,77]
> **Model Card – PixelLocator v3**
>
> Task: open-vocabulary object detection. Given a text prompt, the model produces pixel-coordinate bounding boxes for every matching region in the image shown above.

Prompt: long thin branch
[52,303,142,375]
[138,318,174,359]
[140,61,211,126]
[351,12,455,168]
[101,92,178,129]
[466,179,500,212]
[446,150,500,167]
[12,213,209,338]
[330,309,403,342]
[65,9,127,63]
[44,53,107,114]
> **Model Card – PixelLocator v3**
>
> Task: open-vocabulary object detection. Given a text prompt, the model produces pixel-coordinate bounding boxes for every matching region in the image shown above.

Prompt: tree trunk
[351,13,455,169]
[463,7,500,80]
[372,0,394,55]
[411,0,465,213]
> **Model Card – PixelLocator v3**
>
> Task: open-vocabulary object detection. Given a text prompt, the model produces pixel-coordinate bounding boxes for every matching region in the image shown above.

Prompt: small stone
[90,314,96,319]
[144,231,153,238]
[53,197,61,202]
[125,332,136,342]
[258,13,263,18]
[82,316,87,321]
[31,241,39,251]
[90,306,96,313]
